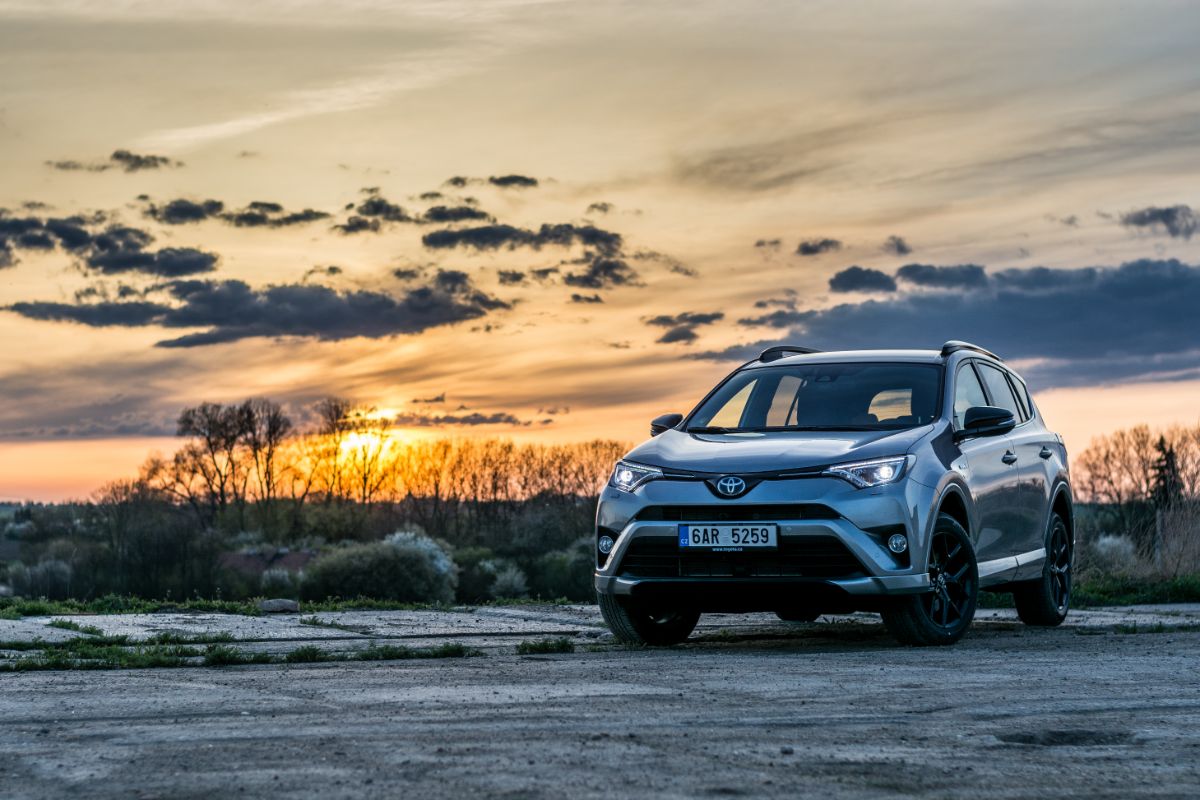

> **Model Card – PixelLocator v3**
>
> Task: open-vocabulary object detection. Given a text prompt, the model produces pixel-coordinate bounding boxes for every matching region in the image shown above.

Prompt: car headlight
[610,460,663,493]
[823,456,911,489]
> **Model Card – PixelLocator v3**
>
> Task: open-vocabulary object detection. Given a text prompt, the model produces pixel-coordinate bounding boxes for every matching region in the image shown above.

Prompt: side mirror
[650,412,683,437]
[957,406,1016,440]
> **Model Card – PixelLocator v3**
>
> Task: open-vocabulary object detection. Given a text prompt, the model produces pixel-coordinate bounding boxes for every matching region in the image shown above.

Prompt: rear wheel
[775,609,821,623]
[597,593,700,646]
[881,513,978,646]
[1013,513,1071,626]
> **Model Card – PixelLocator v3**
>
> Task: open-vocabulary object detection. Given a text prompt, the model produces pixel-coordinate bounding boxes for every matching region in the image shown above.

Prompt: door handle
[1039,446,1053,460]
[1001,451,1018,465]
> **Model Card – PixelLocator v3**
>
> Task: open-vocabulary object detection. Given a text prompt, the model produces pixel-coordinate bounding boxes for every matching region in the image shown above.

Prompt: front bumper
[593,475,934,609]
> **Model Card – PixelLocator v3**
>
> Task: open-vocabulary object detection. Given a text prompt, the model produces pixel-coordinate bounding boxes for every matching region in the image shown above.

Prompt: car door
[974,362,1041,563]
[952,361,1022,571]
[986,366,1054,562]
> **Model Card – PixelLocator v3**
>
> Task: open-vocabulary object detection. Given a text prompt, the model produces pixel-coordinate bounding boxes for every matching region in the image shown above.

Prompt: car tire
[881,513,979,646]
[597,593,700,646]
[775,609,821,623]
[1013,512,1071,626]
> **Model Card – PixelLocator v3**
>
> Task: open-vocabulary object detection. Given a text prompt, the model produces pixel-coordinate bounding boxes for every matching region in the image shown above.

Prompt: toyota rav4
[594,341,1073,646]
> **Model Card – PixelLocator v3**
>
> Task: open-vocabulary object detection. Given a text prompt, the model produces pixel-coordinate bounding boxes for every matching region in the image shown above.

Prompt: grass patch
[46,619,104,636]
[284,645,329,663]
[355,642,480,661]
[1073,575,1200,607]
[0,595,265,618]
[202,644,273,667]
[298,615,360,632]
[144,630,236,645]
[0,640,200,671]
[516,637,575,655]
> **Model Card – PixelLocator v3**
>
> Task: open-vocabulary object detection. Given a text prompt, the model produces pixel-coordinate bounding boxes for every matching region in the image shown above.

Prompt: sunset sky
[2,0,1200,501]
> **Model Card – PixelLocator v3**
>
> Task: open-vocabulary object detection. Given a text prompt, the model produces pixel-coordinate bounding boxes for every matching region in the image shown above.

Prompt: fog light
[598,535,615,554]
[887,533,908,554]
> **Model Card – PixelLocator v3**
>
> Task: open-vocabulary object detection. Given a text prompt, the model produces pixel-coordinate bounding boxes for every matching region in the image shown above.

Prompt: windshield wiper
[778,425,889,431]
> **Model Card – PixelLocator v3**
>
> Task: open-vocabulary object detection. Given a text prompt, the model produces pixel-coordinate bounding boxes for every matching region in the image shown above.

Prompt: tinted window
[1009,373,1033,420]
[977,363,1022,418]
[953,364,988,429]
[690,362,941,431]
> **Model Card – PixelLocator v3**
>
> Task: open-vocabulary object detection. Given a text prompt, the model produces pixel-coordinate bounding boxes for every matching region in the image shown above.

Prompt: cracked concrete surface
[2,604,1199,798]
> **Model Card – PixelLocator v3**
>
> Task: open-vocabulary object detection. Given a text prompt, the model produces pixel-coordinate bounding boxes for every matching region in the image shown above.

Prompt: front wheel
[597,593,700,645]
[1013,513,1071,626]
[881,513,979,646]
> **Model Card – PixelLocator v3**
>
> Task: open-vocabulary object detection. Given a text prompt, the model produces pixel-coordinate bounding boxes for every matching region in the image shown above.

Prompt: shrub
[454,547,499,603]
[299,531,457,604]
[491,564,529,599]
[529,538,594,601]
[260,568,298,598]
[9,559,74,600]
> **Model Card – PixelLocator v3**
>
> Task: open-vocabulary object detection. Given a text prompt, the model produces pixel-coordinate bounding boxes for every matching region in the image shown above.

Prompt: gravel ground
[2,605,1199,799]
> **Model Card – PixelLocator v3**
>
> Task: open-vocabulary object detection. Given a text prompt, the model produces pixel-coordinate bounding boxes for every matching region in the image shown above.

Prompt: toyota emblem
[716,476,746,496]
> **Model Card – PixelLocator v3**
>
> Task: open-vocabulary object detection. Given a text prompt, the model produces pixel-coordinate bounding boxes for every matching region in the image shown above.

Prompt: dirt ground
[2,606,1200,799]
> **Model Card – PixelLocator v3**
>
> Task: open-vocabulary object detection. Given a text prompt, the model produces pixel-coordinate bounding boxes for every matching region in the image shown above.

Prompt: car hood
[623,426,934,475]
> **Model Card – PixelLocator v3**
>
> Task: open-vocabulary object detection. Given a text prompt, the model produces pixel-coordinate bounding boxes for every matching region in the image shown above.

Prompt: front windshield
[688,362,941,432]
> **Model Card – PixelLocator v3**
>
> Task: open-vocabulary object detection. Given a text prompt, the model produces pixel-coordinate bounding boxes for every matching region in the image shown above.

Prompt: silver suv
[594,342,1073,646]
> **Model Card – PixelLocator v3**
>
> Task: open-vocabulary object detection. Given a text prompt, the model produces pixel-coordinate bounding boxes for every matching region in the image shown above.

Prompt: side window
[977,363,1022,419]
[1008,373,1034,421]
[765,375,803,426]
[708,380,756,428]
[953,364,988,429]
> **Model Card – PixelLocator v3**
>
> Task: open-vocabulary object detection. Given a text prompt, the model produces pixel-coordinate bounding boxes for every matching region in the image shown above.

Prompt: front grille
[634,504,839,522]
[617,535,865,579]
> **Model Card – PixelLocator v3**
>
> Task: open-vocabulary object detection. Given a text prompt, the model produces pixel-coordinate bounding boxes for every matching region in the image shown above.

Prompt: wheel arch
[936,485,971,537]
[1050,483,1074,547]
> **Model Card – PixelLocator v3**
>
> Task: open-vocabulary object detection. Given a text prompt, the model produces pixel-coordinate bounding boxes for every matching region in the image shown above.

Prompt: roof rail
[940,340,1002,361]
[758,345,822,363]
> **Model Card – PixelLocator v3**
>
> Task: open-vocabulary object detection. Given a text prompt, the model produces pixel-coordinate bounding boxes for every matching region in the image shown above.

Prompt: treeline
[1074,423,1200,578]
[2,397,628,604]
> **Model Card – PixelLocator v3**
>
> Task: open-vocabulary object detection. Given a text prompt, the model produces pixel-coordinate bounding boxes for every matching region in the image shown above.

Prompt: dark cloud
[5,270,509,348]
[488,174,538,188]
[828,266,897,293]
[896,263,988,290]
[334,216,380,234]
[444,176,471,188]
[587,202,614,214]
[704,259,1200,389]
[392,267,423,281]
[497,270,526,285]
[46,150,180,173]
[530,267,560,282]
[563,257,639,289]
[419,191,444,201]
[394,410,529,427]
[644,311,724,328]
[144,198,329,227]
[146,199,225,224]
[796,237,842,256]
[754,238,782,250]
[110,150,176,172]
[644,310,724,345]
[656,326,699,344]
[412,393,446,404]
[422,222,623,256]
[421,205,492,223]
[1120,205,1197,239]
[85,226,218,277]
[303,265,343,281]
[570,293,603,304]
[0,212,219,277]
[882,235,913,256]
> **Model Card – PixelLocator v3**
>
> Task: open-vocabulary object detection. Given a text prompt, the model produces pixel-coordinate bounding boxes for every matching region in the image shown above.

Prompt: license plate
[678,523,778,551]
